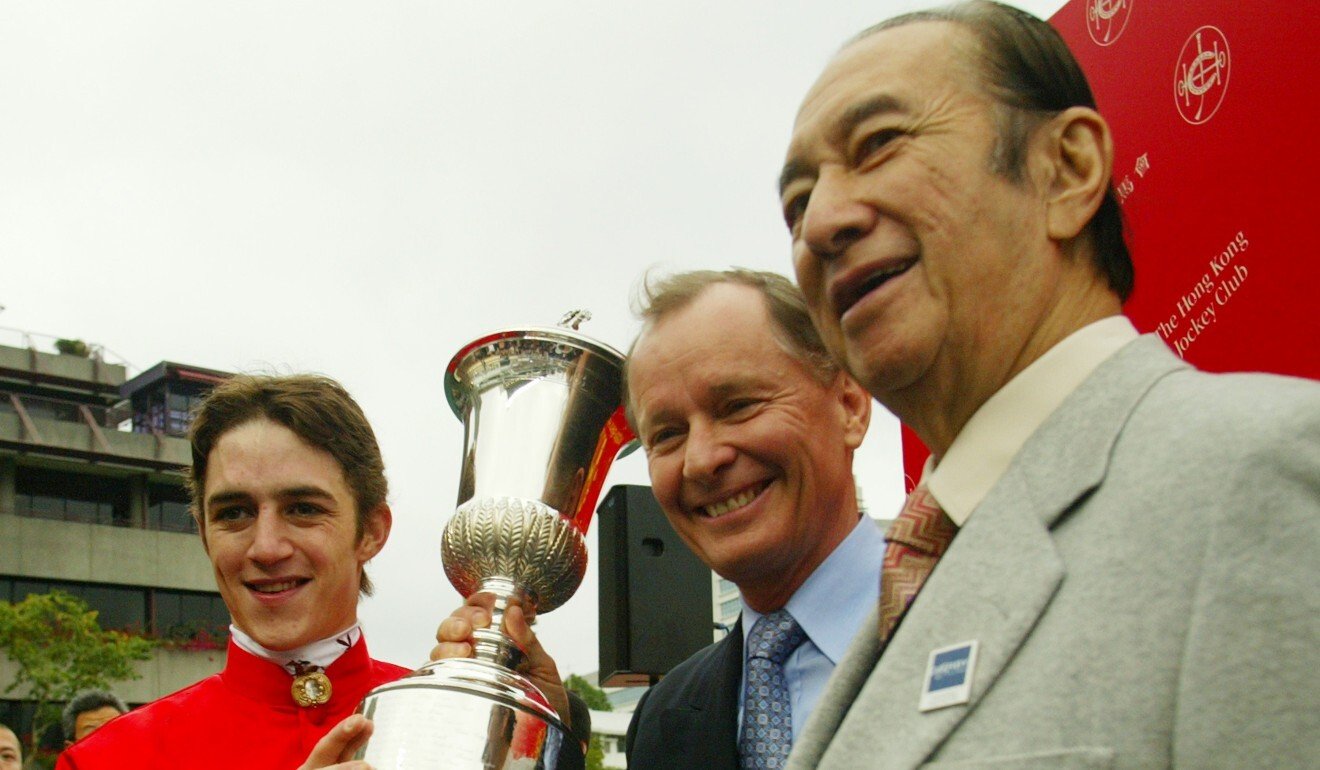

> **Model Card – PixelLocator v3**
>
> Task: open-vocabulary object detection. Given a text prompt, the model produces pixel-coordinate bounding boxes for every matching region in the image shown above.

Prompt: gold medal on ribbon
[291,670,332,707]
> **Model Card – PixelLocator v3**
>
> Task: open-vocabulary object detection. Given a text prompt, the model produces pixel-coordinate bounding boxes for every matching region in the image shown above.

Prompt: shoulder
[1122,367,1320,477]
[650,633,738,700]
[1100,338,1318,430]
[627,633,741,767]
[1056,339,1320,479]
[369,656,412,682]
[631,631,737,730]
[1144,364,1319,422]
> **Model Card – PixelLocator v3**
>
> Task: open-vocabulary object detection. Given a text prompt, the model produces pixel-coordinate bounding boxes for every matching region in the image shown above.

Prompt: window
[4,578,146,633]
[130,382,212,437]
[13,467,131,527]
[153,589,230,643]
[78,584,148,633]
[148,483,195,533]
[0,577,227,644]
[19,396,79,423]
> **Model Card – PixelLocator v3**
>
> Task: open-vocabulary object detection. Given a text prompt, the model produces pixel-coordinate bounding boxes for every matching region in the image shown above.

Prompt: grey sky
[0,0,1064,675]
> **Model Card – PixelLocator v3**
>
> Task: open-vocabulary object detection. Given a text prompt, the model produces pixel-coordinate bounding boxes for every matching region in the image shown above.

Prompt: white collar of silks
[230,623,362,674]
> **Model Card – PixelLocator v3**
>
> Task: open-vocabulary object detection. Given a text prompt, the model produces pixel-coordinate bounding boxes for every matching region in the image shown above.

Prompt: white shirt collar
[230,622,362,673]
[927,315,1139,525]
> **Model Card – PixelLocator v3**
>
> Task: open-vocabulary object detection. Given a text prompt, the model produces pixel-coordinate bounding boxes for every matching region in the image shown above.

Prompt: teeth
[253,580,300,594]
[863,261,913,291]
[703,488,759,518]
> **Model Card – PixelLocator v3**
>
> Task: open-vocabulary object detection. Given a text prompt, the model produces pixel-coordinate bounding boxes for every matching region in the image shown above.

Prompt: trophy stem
[472,576,532,670]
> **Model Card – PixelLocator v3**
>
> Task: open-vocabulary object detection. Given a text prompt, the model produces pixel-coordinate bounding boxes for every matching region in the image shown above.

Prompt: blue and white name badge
[918,640,979,712]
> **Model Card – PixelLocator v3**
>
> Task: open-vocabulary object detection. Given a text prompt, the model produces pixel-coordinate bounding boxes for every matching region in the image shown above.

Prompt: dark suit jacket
[626,620,743,770]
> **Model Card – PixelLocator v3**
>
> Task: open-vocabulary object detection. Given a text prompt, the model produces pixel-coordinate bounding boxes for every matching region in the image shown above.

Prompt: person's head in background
[0,724,21,770]
[62,690,129,746]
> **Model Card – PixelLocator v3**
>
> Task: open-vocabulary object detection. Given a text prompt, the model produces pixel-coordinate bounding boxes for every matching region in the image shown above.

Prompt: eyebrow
[709,379,763,401]
[205,486,336,511]
[778,94,909,195]
[636,377,767,428]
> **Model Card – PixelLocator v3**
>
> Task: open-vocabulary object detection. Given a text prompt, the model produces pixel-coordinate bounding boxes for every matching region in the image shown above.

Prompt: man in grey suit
[777,2,1320,768]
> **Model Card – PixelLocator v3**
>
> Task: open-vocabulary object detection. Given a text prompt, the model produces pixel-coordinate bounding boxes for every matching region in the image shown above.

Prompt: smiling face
[201,418,390,651]
[628,283,870,611]
[782,21,1072,452]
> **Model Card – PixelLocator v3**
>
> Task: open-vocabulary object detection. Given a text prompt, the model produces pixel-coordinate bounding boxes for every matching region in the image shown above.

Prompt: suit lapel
[840,486,1065,768]
[662,620,743,767]
[807,337,1189,769]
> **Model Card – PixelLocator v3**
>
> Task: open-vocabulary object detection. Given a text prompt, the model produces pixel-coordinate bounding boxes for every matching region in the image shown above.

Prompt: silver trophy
[354,317,632,769]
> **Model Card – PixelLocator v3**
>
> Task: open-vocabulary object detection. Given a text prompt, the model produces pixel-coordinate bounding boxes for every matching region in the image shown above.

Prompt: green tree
[563,673,611,711]
[563,674,617,770]
[0,590,156,761]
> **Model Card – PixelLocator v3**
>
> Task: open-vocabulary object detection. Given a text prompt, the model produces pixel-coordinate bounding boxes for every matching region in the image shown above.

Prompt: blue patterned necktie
[739,609,808,769]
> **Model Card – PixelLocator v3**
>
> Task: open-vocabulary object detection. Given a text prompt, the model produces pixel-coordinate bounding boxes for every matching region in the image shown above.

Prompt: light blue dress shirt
[736,515,886,742]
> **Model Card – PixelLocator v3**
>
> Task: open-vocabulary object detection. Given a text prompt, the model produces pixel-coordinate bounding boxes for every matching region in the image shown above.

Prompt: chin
[851,339,928,390]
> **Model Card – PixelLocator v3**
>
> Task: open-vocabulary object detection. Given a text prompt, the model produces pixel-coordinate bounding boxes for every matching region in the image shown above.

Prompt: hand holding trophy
[352,318,631,769]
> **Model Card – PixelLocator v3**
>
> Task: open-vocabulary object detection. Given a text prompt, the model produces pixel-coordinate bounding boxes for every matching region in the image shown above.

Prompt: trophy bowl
[354,324,632,769]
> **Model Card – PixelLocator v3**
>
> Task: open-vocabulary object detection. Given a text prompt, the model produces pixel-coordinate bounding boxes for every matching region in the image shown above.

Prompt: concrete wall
[0,413,190,468]
[0,345,126,389]
[0,646,225,706]
[0,512,213,592]
[122,647,227,702]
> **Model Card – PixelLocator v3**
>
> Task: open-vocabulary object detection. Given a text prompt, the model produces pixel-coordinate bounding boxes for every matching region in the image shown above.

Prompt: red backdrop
[902,0,1319,489]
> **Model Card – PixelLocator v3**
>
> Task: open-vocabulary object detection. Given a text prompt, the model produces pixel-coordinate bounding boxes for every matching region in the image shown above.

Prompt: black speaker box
[597,484,715,687]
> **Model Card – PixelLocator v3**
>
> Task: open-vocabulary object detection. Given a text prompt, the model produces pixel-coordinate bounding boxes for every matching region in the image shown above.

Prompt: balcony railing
[0,325,136,372]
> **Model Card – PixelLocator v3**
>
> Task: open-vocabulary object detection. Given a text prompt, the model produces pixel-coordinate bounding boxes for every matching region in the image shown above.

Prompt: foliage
[52,339,90,358]
[151,621,228,652]
[563,674,618,770]
[563,674,611,711]
[0,591,156,758]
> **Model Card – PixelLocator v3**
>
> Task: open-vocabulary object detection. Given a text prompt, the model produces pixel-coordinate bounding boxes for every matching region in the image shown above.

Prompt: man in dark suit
[438,269,884,769]
[779,2,1320,767]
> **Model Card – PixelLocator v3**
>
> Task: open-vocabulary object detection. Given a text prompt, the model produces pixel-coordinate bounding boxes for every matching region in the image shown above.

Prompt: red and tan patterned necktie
[879,483,958,643]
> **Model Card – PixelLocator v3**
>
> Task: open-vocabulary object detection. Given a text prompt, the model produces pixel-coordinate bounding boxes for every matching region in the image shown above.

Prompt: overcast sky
[1,0,1064,676]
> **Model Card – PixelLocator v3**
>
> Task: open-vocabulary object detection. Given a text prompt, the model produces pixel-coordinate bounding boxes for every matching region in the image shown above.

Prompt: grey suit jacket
[790,336,1320,769]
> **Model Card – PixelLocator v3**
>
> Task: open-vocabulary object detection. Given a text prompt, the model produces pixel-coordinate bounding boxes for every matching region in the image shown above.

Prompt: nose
[801,166,875,260]
[247,508,294,565]
[682,421,736,484]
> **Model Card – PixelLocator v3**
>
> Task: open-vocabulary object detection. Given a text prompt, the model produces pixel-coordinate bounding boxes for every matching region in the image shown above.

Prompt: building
[590,708,632,769]
[0,336,231,745]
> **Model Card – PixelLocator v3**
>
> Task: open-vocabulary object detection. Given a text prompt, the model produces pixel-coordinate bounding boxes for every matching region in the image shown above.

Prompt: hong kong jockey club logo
[1175,26,1231,125]
[1086,0,1132,46]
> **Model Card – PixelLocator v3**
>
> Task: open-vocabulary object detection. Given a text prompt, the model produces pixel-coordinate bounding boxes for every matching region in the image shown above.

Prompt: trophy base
[354,657,580,770]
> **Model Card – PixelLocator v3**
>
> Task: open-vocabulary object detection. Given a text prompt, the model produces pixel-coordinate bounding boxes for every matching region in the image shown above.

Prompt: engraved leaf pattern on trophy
[441,496,588,614]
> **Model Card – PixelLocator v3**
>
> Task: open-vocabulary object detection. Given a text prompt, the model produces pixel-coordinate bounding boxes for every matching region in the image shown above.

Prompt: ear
[356,503,393,562]
[1040,107,1112,242]
[192,507,209,553]
[834,371,872,451]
